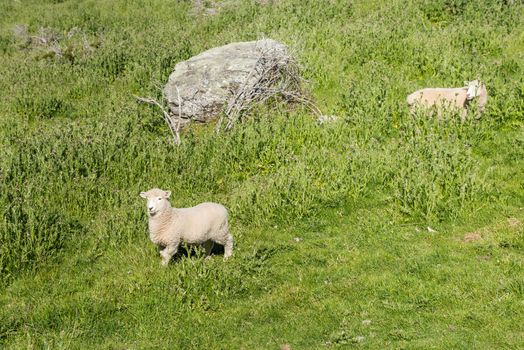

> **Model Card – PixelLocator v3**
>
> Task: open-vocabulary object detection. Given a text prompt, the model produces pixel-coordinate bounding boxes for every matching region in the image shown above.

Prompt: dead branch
[175,86,183,145]
[134,95,181,146]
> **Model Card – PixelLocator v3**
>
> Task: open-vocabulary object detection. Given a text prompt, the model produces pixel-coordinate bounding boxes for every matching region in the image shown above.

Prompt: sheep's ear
[139,192,147,198]
[164,191,171,198]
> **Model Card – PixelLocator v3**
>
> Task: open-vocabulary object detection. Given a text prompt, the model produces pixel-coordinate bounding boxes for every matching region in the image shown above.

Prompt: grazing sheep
[406,80,488,119]
[140,188,233,266]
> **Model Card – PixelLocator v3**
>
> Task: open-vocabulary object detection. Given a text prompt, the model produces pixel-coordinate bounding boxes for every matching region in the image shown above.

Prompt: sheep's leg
[160,243,178,266]
[203,241,214,258]
[223,234,233,259]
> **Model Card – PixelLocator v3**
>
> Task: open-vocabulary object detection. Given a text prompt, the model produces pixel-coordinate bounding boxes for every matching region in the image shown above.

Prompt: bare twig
[175,86,183,145]
[134,95,181,146]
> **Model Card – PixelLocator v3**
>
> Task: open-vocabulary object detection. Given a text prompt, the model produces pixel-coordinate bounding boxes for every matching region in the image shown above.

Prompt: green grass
[1,0,523,348]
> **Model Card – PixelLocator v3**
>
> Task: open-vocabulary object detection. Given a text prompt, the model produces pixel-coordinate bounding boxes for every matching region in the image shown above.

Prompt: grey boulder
[163,39,289,123]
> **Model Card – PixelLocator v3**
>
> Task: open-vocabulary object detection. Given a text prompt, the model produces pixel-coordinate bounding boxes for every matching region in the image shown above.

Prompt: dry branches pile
[12,25,97,62]
[218,45,321,131]
[13,25,58,47]
[191,0,276,17]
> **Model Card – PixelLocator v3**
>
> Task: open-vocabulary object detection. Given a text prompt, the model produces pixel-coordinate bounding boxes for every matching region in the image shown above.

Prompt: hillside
[1,0,523,348]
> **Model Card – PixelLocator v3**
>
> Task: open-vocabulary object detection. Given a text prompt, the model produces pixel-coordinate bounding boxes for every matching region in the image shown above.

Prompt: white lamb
[140,188,233,266]
[406,80,488,119]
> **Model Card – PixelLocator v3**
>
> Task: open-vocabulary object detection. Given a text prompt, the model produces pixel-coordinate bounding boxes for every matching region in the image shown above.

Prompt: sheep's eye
[158,198,162,201]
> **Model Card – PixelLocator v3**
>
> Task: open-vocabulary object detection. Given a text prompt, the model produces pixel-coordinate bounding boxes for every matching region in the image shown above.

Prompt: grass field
[1,0,523,348]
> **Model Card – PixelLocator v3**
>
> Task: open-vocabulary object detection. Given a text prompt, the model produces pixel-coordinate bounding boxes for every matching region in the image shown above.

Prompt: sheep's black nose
[148,206,154,211]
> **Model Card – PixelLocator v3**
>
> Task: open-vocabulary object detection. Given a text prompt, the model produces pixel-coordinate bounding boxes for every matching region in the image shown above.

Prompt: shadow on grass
[163,242,226,262]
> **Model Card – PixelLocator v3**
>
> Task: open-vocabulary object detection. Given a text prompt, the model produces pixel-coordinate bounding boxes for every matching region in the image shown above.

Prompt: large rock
[163,39,290,123]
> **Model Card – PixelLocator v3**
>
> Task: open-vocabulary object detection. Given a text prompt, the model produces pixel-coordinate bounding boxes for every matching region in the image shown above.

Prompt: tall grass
[0,0,522,285]
[0,1,523,348]
[391,112,484,222]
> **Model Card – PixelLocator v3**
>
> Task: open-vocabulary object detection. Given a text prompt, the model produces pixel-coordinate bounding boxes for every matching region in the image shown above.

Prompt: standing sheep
[406,80,488,119]
[140,188,233,266]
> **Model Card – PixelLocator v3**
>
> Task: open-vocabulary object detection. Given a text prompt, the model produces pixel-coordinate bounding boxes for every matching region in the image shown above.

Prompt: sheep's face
[466,80,482,100]
[140,188,172,217]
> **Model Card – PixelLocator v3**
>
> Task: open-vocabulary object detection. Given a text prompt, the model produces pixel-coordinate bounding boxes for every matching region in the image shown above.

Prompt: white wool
[406,80,488,119]
[140,188,233,266]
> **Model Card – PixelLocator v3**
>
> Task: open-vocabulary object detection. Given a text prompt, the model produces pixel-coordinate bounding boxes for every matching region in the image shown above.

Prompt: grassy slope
[1,0,523,348]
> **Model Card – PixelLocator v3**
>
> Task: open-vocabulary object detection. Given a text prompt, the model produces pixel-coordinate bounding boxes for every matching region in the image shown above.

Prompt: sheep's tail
[220,214,229,235]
